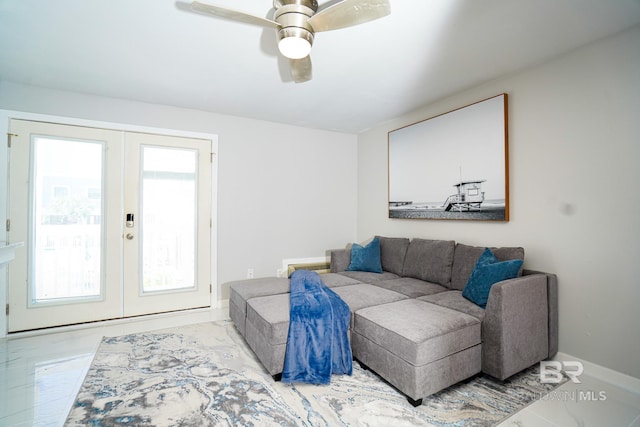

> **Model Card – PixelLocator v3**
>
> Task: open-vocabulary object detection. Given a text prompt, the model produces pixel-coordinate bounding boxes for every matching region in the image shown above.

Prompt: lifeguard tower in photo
[443,179,486,212]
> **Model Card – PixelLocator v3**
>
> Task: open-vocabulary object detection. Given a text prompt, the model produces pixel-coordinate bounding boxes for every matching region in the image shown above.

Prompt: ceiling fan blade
[290,56,312,83]
[191,1,280,29]
[308,0,390,32]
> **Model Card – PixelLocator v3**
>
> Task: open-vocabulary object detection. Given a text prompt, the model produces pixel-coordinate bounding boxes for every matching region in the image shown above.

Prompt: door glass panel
[31,137,104,303]
[141,146,197,293]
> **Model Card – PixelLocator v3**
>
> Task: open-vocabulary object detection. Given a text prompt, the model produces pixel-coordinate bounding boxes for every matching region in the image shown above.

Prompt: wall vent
[281,256,330,278]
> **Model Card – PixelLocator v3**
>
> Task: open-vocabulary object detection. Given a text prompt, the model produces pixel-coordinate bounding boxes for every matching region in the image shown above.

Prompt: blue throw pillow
[475,245,498,266]
[462,248,523,308]
[346,237,383,273]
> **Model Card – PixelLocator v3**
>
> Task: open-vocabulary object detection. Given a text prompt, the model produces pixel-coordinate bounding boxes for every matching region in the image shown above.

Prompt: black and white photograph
[388,94,509,221]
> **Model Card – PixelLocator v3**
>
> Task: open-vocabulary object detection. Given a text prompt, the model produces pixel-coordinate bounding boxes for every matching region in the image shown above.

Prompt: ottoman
[243,283,409,378]
[228,277,290,336]
[245,293,291,376]
[351,299,482,406]
[229,274,360,336]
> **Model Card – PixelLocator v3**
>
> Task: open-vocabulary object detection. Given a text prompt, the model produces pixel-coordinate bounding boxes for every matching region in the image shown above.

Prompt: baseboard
[7,306,222,339]
[553,352,640,394]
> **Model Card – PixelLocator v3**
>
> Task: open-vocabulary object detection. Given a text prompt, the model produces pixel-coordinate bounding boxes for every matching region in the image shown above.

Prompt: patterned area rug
[66,320,563,426]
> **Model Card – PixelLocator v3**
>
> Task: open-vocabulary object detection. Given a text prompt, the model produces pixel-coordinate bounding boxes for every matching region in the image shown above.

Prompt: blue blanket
[281,270,352,384]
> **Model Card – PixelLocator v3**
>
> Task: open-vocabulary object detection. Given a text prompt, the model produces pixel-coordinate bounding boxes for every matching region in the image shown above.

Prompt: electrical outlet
[276,268,284,278]
[247,268,254,279]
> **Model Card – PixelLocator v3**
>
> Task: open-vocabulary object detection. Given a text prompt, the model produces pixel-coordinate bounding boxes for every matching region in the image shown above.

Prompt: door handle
[126,233,134,240]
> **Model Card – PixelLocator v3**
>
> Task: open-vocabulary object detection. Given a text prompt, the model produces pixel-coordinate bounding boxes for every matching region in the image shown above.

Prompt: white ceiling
[1,0,639,133]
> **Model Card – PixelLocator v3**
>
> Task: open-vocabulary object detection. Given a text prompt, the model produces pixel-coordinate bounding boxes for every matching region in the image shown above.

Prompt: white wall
[357,25,640,379]
[2,26,637,381]
[0,82,358,302]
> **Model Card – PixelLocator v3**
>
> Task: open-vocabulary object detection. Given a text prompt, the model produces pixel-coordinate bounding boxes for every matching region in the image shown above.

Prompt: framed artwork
[388,93,509,221]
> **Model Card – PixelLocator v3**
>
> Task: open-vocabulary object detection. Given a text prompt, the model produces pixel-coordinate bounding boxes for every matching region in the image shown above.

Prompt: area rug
[66,320,564,426]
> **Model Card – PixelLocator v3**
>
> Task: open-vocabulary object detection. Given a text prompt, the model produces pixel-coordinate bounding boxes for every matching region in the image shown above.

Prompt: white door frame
[0,109,219,338]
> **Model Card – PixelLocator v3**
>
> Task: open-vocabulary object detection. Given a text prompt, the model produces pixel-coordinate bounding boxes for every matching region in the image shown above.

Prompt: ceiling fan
[191,0,391,83]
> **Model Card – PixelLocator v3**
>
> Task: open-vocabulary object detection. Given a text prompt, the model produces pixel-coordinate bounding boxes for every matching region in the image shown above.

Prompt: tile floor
[1,308,639,426]
[499,373,640,426]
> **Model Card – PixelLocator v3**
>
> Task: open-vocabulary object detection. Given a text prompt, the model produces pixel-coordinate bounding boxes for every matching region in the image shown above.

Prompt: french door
[7,119,212,332]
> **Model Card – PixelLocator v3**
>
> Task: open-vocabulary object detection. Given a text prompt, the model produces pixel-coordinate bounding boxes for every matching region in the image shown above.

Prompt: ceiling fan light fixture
[277,27,314,59]
[279,36,311,59]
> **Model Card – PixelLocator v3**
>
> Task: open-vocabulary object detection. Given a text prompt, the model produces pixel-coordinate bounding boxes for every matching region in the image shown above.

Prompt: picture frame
[388,93,509,221]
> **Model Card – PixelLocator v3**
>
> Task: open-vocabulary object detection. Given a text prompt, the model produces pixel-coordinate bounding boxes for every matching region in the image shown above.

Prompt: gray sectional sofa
[227,236,558,406]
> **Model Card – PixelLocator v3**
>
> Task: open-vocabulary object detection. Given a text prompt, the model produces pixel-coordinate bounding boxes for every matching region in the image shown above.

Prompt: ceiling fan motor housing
[273,0,318,11]
[274,0,318,58]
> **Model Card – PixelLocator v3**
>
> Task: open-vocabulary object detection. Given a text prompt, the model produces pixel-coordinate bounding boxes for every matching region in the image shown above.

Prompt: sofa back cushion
[401,238,455,287]
[450,243,525,291]
[376,236,410,276]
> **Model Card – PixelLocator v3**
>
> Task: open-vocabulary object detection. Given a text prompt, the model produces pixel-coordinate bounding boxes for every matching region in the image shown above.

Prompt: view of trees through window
[32,137,103,301]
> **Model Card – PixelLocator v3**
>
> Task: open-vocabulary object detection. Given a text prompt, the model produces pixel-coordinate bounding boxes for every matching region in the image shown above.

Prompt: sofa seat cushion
[450,244,524,291]
[417,291,485,321]
[354,299,481,367]
[245,283,407,347]
[338,270,400,284]
[246,293,291,345]
[229,277,290,317]
[320,273,362,288]
[374,277,448,298]
[332,284,409,327]
[401,239,455,288]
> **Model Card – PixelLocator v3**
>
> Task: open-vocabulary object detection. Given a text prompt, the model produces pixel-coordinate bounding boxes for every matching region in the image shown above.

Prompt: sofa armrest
[482,274,549,380]
[523,269,558,359]
[330,248,351,273]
